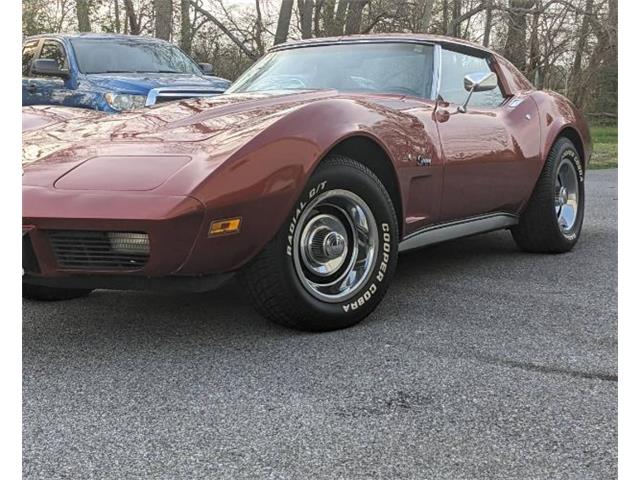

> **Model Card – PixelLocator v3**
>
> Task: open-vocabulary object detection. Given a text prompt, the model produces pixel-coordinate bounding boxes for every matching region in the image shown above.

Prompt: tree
[323,0,336,35]
[18,0,619,119]
[275,0,294,44]
[420,0,435,32]
[190,1,258,59]
[333,0,349,35]
[527,0,542,85]
[299,0,314,38]
[345,0,368,35]
[568,0,594,101]
[445,1,487,37]
[76,0,91,31]
[503,0,535,72]
[482,1,492,46]
[123,0,141,35]
[155,0,173,40]
[114,0,122,33]
[180,0,192,53]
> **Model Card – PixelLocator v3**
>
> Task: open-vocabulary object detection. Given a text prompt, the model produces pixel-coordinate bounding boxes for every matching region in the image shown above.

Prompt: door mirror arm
[457,71,498,113]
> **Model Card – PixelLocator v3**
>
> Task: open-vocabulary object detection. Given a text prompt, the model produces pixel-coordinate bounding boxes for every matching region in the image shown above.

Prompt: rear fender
[532,90,592,175]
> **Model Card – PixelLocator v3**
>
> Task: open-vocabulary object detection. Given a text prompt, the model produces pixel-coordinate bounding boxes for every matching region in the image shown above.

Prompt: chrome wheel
[555,157,580,233]
[292,189,378,303]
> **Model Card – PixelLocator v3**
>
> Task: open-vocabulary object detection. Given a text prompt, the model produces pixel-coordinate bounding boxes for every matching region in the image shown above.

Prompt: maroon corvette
[22,34,591,331]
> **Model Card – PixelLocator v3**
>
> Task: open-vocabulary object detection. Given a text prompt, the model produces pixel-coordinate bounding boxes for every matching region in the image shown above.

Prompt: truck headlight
[104,92,147,111]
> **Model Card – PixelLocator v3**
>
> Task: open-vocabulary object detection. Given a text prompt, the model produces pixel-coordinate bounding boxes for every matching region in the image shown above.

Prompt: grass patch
[589,124,617,169]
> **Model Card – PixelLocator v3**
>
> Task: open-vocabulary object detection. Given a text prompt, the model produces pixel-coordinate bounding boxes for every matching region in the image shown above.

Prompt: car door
[28,39,72,107]
[435,47,541,221]
[22,39,40,105]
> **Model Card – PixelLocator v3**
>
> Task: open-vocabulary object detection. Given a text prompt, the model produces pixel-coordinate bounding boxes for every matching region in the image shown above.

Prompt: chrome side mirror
[458,71,498,113]
[198,62,214,75]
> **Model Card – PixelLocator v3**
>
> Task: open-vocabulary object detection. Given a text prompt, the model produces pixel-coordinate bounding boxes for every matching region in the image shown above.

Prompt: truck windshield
[70,38,202,75]
[227,42,435,98]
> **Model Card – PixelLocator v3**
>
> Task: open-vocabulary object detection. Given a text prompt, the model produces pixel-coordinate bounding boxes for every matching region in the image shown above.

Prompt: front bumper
[23,186,206,279]
[22,271,234,293]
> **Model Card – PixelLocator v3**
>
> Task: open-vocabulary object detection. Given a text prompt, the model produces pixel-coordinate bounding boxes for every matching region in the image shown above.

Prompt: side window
[22,40,39,77]
[439,49,505,108]
[38,40,68,71]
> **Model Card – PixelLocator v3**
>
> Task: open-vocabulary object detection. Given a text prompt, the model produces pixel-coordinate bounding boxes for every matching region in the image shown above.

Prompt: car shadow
[23,230,522,342]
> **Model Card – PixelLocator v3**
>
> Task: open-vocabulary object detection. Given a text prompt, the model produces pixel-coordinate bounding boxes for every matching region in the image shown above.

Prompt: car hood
[22,105,99,132]
[85,72,231,94]
[22,90,347,192]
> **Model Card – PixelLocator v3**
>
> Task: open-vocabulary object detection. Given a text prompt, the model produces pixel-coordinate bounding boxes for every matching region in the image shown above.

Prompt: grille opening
[48,230,149,270]
[22,232,40,274]
[150,89,223,105]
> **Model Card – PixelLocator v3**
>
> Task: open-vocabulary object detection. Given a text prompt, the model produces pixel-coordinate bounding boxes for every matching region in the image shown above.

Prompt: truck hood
[85,72,231,94]
[22,90,345,192]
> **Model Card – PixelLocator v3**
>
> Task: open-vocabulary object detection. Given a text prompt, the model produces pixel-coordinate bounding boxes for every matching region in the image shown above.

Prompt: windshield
[228,42,435,98]
[70,38,202,75]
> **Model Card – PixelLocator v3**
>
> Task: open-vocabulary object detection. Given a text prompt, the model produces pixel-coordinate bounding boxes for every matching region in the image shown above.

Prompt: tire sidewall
[278,161,398,328]
[552,140,585,245]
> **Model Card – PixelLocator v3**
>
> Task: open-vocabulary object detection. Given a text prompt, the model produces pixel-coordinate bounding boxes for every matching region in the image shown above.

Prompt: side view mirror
[198,62,214,75]
[32,59,69,79]
[458,71,498,113]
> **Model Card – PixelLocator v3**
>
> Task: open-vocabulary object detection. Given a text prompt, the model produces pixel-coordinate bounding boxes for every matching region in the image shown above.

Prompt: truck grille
[146,87,224,106]
[48,231,149,270]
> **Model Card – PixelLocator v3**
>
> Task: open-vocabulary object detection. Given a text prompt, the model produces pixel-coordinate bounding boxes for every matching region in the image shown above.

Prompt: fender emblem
[417,155,432,167]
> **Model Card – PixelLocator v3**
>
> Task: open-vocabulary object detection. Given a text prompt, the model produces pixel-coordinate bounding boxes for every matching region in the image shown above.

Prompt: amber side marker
[209,217,242,236]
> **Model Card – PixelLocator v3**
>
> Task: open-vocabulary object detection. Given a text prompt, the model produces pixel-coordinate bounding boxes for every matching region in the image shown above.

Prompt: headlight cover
[104,92,147,111]
[107,232,150,255]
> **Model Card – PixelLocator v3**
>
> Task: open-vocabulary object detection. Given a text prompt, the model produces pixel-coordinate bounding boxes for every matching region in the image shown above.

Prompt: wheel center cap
[300,214,350,277]
[559,186,568,205]
[322,231,346,259]
[556,186,569,206]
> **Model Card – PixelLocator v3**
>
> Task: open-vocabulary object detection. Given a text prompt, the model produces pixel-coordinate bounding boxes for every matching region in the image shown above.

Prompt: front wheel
[239,155,399,331]
[512,137,585,253]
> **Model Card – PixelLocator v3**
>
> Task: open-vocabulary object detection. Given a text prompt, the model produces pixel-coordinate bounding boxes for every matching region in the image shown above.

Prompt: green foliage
[589,125,617,169]
[591,125,617,144]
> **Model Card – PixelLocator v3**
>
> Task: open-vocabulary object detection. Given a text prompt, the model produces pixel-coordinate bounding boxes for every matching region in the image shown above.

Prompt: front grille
[48,231,149,270]
[155,96,186,104]
[147,87,224,106]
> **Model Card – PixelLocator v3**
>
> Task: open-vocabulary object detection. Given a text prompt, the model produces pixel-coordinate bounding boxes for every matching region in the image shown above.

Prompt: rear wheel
[511,137,585,253]
[22,283,93,301]
[239,155,399,331]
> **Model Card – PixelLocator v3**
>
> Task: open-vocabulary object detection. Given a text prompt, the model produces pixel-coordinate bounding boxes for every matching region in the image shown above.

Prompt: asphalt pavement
[23,168,618,480]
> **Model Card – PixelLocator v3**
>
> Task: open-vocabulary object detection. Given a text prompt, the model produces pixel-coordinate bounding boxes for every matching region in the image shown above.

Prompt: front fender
[177,98,423,275]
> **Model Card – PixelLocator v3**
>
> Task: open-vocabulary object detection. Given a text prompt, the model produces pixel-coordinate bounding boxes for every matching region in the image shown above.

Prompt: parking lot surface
[23,169,617,480]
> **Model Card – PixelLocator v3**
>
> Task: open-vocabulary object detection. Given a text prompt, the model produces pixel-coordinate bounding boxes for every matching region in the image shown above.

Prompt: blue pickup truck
[22,33,231,113]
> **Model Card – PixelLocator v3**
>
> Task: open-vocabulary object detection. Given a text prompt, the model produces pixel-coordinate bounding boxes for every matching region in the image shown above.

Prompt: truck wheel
[239,155,399,331]
[512,137,585,253]
[22,283,93,301]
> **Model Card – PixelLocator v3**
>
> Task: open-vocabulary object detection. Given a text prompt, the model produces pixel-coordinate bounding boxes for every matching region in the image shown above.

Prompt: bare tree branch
[190,0,258,59]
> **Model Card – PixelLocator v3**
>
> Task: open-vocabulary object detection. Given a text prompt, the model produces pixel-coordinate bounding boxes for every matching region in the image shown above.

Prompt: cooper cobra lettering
[342,222,391,312]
